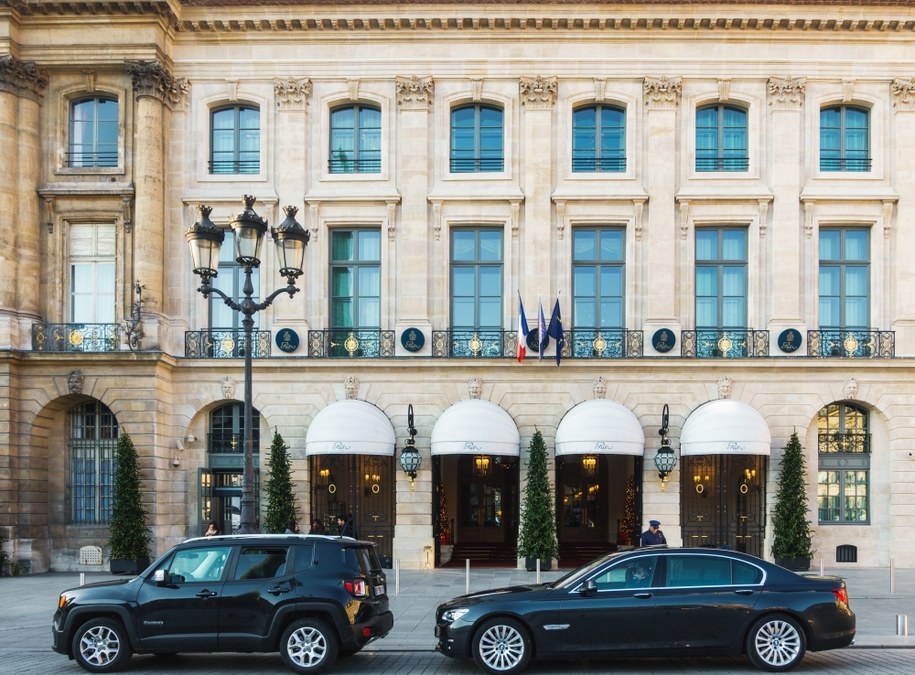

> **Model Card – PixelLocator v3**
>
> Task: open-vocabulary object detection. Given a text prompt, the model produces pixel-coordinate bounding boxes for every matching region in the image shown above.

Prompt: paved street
[3,565,913,674]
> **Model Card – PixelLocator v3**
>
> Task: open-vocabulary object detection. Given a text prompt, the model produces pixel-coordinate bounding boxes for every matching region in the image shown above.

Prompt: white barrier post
[819,558,824,576]
[897,614,908,636]
[891,557,896,594]
[466,558,471,594]
[80,572,85,587]
[394,559,400,596]
[536,558,541,584]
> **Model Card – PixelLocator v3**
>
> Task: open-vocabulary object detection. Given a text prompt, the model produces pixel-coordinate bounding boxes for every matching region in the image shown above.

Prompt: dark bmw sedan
[435,547,854,674]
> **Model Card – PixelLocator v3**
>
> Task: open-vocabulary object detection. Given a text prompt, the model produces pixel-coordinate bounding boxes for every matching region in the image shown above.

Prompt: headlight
[58,594,72,610]
[441,607,470,623]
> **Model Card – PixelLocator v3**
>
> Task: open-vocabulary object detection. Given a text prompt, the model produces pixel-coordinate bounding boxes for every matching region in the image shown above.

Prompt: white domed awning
[430,400,521,456]
[305,400,395,456]
[555,400,645,456]
[680,399,772,456]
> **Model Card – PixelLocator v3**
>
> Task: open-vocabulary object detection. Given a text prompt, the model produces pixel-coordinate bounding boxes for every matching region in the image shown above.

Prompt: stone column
[767,77,807,352]
[891,77,915,355]
[519,76,557,325]
[394,76,434,355]
[0,56,48,349]
[273,77,312,349]
[125,60,187,349]
[642,77,682,348]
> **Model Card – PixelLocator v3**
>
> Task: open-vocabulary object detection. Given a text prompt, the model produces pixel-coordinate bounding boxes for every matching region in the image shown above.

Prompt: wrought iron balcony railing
[185,329,272,358]
[695,155,749,171]
[571,156,627,172]
[208,159,260,174]
[566,329,643,358]
[432,330,518,358]
[208,431,261,454]
[328,157,381,173]
[449,157,504,173]
[681,329,769,358]
[308,329,396,358]
[32,323,120,352]
[817,431,871,454]
[807,329,894,358]
[819,156,872,172]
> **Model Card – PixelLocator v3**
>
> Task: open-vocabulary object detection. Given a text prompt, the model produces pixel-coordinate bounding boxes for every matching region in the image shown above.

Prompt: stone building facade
[1,0,914,572]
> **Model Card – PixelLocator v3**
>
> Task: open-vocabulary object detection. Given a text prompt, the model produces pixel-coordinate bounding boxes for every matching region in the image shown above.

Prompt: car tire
[71,618,132,673]
[280,618,339,673]
[746,613,807,672]
[472,617,531,675]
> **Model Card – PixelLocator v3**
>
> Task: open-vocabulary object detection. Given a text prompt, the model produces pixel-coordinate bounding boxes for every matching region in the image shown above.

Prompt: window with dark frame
[817,402,870,524]
[820,105,870,172]
[450,228,503,330]
[69,401,118,524]
[450,104,504,173]
[68,96,118,168]
[696,104,748,172]
[572,105,626,172]
[210,105,260,174]
[329,104,381,173]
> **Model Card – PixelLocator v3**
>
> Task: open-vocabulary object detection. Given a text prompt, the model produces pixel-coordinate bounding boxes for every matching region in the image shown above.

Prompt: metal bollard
[394,559,400,596]
[466,559,471,594]
[80,572,85,587]
[897,615,908,636]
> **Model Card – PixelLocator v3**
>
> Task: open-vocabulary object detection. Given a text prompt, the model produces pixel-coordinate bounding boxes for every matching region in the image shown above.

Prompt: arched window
[69,401,118,523]
[450,104,504,173]
[329,104,381,173]
[210,105,260,174]
[817,402,870,523]
[820,105,870,172]
[68,96,118,167]
[696,104,748,172]
[572,105,626,172]
[209,402,261,454]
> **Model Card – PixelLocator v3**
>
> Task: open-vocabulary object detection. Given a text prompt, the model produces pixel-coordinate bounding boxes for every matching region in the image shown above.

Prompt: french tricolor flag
[517,292,529,362]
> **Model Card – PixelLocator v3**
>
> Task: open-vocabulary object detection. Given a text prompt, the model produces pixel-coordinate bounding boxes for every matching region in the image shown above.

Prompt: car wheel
[472,617,531,675]
[746,613,807,672]
[71,618,132,673]
[280,618,339,673]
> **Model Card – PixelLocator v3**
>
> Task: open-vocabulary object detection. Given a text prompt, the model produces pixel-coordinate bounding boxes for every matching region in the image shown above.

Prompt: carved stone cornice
[395,76,434,110]
[891,77,915,111]
[768,77,806,110]
[519,76,557,109]
[643,77,681,109]
[0,55,49,102]
[125,60,188,110]
[274,77,312,110]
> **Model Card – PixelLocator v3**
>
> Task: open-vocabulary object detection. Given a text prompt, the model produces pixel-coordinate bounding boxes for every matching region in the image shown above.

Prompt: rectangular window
[817,403,870,524]
[329,105,381,173]
[69,402,117,524]
[695,228,747,328]
[69,97,119,168]
[451,105,504,173]
[211,106,260,174]
[818,228,869,329]
[450,228,503,329]
[820,106,870,172]
[572,106,626,172]
[330,229,381,328]
[70,224,116,324]
[696,105,748,172]
[572,228,625,328]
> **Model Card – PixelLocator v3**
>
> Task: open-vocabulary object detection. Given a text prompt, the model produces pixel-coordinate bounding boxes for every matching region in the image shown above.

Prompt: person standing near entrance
[640,519,666,547]
[337,514,354,538]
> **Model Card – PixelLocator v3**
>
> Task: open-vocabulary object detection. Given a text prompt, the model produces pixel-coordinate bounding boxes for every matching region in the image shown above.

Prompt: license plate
[374,584,385,596]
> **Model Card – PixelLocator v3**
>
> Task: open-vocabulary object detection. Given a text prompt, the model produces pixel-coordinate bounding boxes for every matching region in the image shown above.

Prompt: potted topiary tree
[771,431,814,571]
[517,430,558,571]
[108,431,151,574]
[263,429,299,533]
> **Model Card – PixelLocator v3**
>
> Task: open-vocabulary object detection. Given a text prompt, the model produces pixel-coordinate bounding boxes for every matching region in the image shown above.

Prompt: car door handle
[734,589,755,596]
[268,585,291,596]
[196,589,218,598]
[632,592,653,599]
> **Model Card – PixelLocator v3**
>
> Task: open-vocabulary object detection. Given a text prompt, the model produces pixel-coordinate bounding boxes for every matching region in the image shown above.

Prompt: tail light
[344,579,368,597]
[832,586,849,607]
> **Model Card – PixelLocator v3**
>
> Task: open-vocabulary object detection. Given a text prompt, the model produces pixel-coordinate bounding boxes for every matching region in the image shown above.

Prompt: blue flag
[537,297,547,361]
[548,297,564,365]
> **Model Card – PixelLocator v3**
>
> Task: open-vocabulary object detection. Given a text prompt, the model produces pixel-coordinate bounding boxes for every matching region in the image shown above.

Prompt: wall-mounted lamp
[473,455,491,476]
[398,404,421,489]
[654,403,678,484]
[581,454,598,477]
[185,433,197,443]
[693,473,709,494]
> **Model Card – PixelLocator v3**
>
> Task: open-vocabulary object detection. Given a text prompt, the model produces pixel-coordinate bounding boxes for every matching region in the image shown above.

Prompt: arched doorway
[680,400,770,556]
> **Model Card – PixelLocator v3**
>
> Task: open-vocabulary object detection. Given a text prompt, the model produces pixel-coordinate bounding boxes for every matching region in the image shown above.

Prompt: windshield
[552,551,622,589]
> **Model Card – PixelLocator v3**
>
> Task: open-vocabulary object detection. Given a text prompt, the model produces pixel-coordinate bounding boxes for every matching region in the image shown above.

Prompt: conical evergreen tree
[771,432,814,560]
[108,431,151,561]
[517,430,558,561]
[264,430,299,533]
[619,475,638,546]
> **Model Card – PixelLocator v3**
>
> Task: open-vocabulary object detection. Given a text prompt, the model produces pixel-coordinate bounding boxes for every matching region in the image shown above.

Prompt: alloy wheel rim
[755,619,802,666]
[288,626,327,667]
[80,625,121,666]
[479,624,525,671]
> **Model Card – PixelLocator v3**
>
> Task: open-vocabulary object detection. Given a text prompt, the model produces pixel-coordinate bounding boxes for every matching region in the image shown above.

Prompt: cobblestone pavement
[3,565,913,674]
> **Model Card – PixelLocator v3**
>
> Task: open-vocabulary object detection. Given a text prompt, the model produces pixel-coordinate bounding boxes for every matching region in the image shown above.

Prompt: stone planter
[775,556,811,572]
[110,557,150,575]
[525,556,552,572]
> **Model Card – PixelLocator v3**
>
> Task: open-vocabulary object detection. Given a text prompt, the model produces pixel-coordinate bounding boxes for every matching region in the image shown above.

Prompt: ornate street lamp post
[186,195,309,534]
[398,404,421,490]
[655,403,678,483]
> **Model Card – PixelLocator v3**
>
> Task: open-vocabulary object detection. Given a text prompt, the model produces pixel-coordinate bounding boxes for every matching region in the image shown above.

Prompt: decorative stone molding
[125,60,188,110]
[843,377,858,401]
[122,196,133,233]
[519,75,557,109]
[717,376,733,400]
[643,76,681,109]
[768,76,806,109]
[842,78,855,103]
[468,377,482,400]
[594,78,606,103]
[0,55,49,102]
[718,79,731,102]
[221,376,236,400]
[431,199,443,240]
[387,200,398,241]
[633,199,645,242]
[275,77,312,110]
[83,70,97,93]
[679,199,690,240]
[344,375,359,400]
[225,79,238,102]
[884,200,895,239]
[554,200,566,241]
[891,77,915,111]
[395,76,433,110]
[308,202,320,242]
[758,200,769,240]
[511,200,521,239]
[471,78,483,102]
[348,79,360,101]
[804,200,815,239]
[67,370,84,395]
[593,376,607,400]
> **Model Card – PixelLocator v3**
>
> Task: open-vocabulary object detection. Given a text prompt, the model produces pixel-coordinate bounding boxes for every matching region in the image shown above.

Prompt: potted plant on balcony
[771,432,814,571]
[108,431,151,574]
[517,430,558,571]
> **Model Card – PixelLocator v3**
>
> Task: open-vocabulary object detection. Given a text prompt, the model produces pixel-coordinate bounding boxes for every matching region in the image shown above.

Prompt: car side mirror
[580,579,598,595]
[153,569,166,584]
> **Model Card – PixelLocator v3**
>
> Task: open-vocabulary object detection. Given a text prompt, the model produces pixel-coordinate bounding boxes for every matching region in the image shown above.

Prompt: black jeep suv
[52,534,393,673]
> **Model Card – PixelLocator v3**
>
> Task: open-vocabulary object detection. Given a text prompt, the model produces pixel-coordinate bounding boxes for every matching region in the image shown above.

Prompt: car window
[344,545,380,575]
[591,557,657,590]
[666,555,731,587]
[166,546,231,583]
[292,544,315,573]
[734,560,764,584]
[233,546,290,580]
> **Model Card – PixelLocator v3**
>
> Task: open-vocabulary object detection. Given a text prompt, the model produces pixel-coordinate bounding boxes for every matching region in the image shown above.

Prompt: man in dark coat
[337,514,355,538]
[640,519,667,547]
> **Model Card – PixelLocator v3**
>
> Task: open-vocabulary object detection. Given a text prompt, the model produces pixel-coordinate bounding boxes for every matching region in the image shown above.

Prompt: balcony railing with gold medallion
[807,329,894,358]
[307,329,396,358]
[680,329,769,358]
